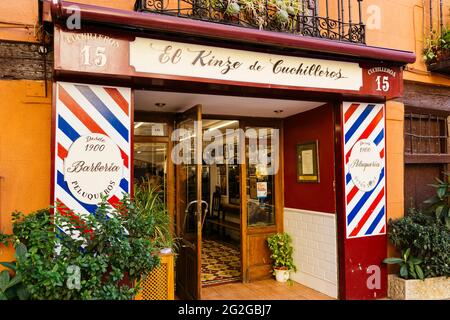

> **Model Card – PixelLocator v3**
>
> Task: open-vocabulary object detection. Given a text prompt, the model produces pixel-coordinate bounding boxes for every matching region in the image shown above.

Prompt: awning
[46,0,416,65]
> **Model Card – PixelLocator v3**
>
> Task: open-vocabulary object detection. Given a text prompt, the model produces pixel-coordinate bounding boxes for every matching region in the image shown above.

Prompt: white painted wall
[284,208,339,298]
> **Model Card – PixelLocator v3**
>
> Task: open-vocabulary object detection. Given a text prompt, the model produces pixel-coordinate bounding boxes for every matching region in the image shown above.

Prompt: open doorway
[201,119,242,286]
[133,89,326,299]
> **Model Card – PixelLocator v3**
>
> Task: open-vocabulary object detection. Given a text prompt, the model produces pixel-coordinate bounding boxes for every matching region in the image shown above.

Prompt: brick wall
[284,208,338,298]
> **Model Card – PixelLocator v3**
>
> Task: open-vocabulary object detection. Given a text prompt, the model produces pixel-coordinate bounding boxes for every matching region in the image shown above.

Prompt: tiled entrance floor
[202,279,334,300]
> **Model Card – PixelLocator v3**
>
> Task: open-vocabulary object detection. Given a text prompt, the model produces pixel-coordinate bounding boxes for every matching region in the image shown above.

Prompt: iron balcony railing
[134,0,366,44]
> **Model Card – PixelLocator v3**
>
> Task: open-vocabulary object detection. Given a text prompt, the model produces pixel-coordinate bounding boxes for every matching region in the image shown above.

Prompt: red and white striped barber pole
[343,102,386,239]
[53,82,131,217]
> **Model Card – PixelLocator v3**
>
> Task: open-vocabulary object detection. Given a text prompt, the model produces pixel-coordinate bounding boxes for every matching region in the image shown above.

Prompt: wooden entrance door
[175,105,203,300]
[240,119,283,282]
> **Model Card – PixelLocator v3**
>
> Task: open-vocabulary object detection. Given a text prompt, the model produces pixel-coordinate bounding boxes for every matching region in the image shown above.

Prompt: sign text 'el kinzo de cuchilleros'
[129,37,363,91]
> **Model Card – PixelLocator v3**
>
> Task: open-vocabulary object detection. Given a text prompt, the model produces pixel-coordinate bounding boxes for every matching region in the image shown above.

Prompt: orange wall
[0,80,51,261]
[363,0,450,86]
[0,0,39,42]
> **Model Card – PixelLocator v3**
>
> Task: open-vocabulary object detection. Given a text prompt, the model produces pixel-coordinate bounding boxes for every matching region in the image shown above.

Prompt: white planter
[274,269,290,282]
[388,274,450,300]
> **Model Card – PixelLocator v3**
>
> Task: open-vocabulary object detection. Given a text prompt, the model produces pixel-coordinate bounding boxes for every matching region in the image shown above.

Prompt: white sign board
[64,133,124,205]
[130,37,363,91]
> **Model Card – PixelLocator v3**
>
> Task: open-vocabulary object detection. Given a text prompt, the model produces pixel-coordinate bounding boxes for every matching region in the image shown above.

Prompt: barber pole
[343,102,386,239]
[53,82,131,216]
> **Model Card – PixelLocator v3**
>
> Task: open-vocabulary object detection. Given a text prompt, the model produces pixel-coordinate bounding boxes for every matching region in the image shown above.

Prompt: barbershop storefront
[45,1,415,300]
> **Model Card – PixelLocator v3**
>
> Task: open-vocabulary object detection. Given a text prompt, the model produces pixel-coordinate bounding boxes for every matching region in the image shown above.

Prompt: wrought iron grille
[405,113,449,155]
[134,0,366,44]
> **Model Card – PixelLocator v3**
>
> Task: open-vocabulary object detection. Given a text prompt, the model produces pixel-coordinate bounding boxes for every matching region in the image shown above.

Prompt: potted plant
[267,232,297,282]
[134,179,177,254]
[383,212,450,300]
[423,28,450,74]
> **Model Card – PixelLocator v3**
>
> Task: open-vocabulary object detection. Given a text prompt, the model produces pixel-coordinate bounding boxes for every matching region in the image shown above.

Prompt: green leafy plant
[134,179,177,251]
[423,28,450,65]
[424,174,450,230]
[267,232,297,272]
[1,195,161,300]
[0,243,30,300]
[383,248,424,280]
[386,213,449,278]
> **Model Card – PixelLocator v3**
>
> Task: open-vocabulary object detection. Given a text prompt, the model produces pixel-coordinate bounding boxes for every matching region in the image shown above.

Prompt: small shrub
[387,213,450,278]
[267,232,297,272]
[1,195,161,300]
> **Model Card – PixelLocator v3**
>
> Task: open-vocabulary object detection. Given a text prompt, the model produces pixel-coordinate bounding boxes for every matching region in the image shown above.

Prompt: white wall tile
[284,207,339,299]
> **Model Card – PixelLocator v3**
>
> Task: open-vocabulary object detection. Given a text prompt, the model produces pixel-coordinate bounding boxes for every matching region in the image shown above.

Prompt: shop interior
[133,90,324,287]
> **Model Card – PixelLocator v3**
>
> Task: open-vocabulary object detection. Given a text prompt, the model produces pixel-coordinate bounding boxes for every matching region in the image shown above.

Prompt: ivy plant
[267,232,297,272]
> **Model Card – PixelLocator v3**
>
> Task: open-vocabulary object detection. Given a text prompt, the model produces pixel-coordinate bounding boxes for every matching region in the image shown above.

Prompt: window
[404,113,449,155]
[246,127,277,227]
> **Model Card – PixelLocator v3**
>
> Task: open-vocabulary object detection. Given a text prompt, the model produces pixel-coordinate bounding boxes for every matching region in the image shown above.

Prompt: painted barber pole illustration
[53,82,131,217]
[343,102,386,239]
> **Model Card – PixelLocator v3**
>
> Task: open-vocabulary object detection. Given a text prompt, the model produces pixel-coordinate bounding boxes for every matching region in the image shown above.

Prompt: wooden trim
[130,89,135,198]
[239,120,248,283]
[194,105,203,300]
[278,120,285,234]
[167,121,175,235]
[405,154,450,164]
[50,81,57,213]
[334,101,346,300]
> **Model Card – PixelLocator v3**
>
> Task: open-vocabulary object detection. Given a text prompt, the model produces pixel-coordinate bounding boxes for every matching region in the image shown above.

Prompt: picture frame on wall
[297,141,319,183]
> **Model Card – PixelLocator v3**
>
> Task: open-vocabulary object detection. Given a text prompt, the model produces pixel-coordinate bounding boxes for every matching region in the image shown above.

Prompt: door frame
[174,105,203,300]
[203,114,284,283]
[134,111,176,233]
[133,111,285,296]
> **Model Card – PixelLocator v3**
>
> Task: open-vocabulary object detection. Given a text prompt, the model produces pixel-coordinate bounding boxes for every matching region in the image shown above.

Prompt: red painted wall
[283,104,336,213]
[335,103,388,300]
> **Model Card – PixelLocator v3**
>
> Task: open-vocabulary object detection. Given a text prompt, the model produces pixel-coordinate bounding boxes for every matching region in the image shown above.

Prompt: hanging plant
[286,6,295,15]
[276,9,289,24]
[226,0,241,16]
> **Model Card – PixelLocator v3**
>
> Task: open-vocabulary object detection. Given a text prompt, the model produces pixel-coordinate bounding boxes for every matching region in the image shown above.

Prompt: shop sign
[64,133,123,205]
[55,28,404,98]
[348,139,383,192]
[130,37,363,91]
[53,82,131,216]
[342,102,386,239]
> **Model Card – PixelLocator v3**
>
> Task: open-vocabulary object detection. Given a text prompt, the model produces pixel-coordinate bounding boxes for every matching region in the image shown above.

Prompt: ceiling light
[206,120,238,132]
[274,110,284,114]
[155,103,166,108]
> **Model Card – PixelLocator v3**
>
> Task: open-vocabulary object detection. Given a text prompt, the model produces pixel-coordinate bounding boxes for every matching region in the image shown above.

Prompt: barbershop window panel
[246,127,277,227]
[134,142,168,204]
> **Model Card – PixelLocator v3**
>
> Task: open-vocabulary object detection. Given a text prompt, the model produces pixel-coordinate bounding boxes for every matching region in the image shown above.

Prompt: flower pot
[388,274,450,300]
[274,268,290,282]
